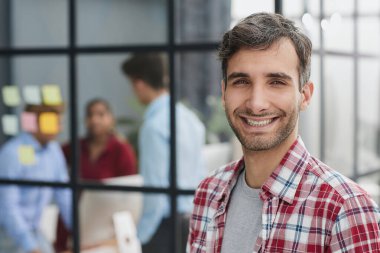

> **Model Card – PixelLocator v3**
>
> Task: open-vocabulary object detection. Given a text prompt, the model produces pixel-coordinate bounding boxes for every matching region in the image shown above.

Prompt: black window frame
[4,0,379,251]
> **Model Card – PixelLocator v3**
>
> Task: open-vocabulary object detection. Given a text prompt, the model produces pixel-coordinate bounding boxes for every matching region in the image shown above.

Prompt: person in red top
[55,98,137,251]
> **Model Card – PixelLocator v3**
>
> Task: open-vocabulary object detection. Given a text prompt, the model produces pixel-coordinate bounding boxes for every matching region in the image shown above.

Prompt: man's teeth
[246,118,273,127]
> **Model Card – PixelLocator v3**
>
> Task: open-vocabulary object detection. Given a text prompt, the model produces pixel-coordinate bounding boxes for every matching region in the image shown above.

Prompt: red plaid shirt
[188,137,380,253]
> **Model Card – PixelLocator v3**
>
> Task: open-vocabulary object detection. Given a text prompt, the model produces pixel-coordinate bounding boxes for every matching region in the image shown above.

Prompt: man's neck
[243,131,298,189]
[146,89,168,105]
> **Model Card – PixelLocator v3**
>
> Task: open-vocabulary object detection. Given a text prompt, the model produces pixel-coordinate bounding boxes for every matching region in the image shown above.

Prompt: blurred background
[0,0,379,252]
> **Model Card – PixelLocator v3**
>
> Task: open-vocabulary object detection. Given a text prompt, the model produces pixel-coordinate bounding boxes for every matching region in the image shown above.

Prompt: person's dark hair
[121,53,167,90]
[218,12,312,89]
[85,98,113,117]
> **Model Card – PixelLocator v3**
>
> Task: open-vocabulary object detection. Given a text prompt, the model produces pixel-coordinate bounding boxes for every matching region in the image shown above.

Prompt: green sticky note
[18,145,36,165]
[42,84,62,105]
[2,115,19,136]
[2,86,21,107]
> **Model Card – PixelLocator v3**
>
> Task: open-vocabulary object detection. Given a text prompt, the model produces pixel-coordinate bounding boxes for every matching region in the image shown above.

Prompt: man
[188,12,380,253]
[0,104,72,253]
[122,53,206,253]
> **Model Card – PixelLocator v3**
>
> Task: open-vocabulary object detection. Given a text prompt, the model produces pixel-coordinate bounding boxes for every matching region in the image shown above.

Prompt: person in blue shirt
[122,53,206,253]
[0,104,72,253]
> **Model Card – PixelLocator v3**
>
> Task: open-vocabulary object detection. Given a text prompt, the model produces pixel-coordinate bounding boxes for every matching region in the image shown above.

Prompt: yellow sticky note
[2,86,21,107]
[41,85,62,105]
[39,112,59,135]
[18,145,36,165]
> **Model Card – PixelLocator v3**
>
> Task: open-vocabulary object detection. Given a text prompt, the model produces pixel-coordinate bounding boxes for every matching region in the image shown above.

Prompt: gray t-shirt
[221,170,263,253]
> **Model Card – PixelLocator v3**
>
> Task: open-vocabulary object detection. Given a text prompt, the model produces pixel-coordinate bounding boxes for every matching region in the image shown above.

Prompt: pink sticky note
[21,112,38,133]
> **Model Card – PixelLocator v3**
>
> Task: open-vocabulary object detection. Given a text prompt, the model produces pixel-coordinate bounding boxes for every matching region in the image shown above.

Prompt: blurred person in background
[0,104,71,253]
[122,53,206,253]
[54,98,137,251]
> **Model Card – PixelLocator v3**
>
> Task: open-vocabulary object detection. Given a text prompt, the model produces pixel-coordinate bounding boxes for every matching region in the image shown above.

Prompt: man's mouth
[245,118,275,127]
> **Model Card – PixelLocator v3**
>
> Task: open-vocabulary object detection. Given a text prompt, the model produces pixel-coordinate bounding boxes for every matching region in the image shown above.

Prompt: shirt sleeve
[137,124,169,244]
[116,141,137,176]
[0,147,38,252]
[329,194,380,253]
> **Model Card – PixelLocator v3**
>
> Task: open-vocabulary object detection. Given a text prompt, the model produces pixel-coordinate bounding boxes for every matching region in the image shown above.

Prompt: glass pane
[300,54,321,159]
[77,0,167,46]
[74,191,171,252]
[358,59,380,174]
[324,16,353,53]
[231,0,274,26]
[0,56,69,183]
[74,53,175,184]
[175,0,274,44]
[176,195,193,253]
[0,185,72,252]
[283,0,304,17]
[11,0,68,48]
[11,56,70,142]
[324,0,354,15]
[284,0,320,17]
[358,17,380,55]
[324,56,354,177]
[357,173,380,205]
[358,0,380,15]
[175,51,237,189]
[175,0,231,43]
[295,16,321,50]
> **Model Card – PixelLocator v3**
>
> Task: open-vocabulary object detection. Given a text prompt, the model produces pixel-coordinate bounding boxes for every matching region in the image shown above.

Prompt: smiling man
[187,13,380,253]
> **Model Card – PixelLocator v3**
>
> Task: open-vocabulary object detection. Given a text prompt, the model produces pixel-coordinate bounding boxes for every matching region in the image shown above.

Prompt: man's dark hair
[121,53,167,90]
[218,12,312,88]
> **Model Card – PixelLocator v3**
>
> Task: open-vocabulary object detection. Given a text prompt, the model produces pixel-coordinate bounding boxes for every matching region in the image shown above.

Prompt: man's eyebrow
[266,72,293,81]
[227,72,249,81]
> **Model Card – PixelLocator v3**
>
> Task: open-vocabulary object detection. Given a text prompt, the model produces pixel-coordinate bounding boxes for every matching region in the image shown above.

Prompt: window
[0,1,276,252]
[283,0,380,203]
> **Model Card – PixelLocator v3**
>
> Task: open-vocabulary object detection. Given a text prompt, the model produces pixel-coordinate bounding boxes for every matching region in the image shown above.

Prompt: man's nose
[245,84,270,114]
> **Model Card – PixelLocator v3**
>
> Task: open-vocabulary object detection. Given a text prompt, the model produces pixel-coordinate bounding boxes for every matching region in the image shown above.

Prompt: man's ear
[221,80,226,109]
[133,79,146,92]
[300,81,314,111]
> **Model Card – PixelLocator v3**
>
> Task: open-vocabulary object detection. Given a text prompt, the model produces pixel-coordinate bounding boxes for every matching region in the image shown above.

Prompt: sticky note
[21,112,38,133]
[2,86,21,107]
[41,84,62,105]
[39,112,59,135]
[2,115,18,136]
[18,145,36,165]
[23,85,41,105]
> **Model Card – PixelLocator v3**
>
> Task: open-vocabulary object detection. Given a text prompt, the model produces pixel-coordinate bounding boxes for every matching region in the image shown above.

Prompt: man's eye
[232,79,249,86]
[271,80,285,86]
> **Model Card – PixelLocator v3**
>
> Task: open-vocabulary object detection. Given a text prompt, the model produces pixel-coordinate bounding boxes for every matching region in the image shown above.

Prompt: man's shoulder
[194,160,240,201]
[307,156,369,201]
[0,134,25,154]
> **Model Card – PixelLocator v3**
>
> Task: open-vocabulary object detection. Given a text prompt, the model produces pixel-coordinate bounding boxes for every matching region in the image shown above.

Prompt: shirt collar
[216,136,309,207]
[144,93,169,120]
[261,136,310,204]
[20,132,48,151]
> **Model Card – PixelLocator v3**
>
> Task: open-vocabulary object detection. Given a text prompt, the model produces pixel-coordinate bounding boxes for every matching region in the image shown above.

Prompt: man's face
[130,78,150,105]
[222,39,313,152]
